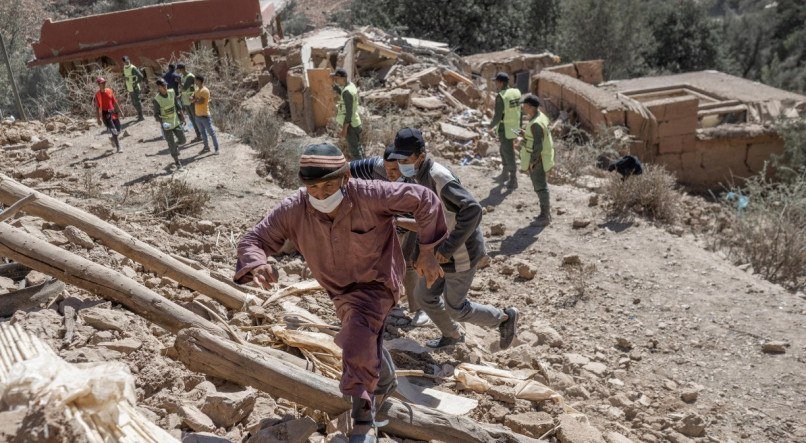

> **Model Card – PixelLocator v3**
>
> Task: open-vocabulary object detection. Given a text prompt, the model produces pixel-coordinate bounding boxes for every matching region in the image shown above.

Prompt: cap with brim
[521,94,540,107]
[388,127,425,160]
[330,68,348,78]
[298,143,348,185]
[495,71,509,82]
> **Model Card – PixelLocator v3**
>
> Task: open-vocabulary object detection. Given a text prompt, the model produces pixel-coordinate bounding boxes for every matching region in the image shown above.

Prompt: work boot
[425,333,465,349]
[498,307,519,350]
[530,203,552,227]
[504,175,518,190]
[174,159,183,171]
[349,395,385,443]
[200,147,211,154]
[494,171,507,183]
[410,310,431,327]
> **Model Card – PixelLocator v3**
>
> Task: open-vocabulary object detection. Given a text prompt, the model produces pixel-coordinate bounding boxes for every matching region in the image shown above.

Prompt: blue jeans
[196,115,219,151]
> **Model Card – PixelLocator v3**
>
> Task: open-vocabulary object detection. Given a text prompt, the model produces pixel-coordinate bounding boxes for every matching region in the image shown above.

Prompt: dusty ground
[1,113,805,443]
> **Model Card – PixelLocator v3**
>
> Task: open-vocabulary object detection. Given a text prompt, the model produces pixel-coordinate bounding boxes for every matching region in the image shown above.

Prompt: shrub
[603,164,682,224]
[151,178,210,219]
[63,65,138,118]
[552,125,625,184]
[712,171,805,292]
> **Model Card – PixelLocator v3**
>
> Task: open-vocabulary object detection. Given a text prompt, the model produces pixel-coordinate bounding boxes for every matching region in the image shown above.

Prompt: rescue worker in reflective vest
[519,94,554,226]
[176,63,202,142]
[121,56,144,121]
[488,72,522,190]
[331,68,364,160]
[153,78,186,171]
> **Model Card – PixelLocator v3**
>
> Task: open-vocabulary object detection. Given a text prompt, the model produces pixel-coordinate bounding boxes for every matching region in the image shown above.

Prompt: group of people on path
[233,69,560,442]
[92,56,220,170]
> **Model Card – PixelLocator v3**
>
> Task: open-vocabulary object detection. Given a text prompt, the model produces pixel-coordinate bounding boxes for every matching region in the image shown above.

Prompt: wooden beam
[0,194,36,223]
[175,328,539,443]
[0,223,225,336]
[0,279,64,317]
[0,174,256,310]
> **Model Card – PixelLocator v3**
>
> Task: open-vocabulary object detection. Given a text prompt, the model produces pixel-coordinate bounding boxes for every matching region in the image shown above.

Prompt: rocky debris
[363,88,412,108]
[562,255,582,266]
[30,138,52,151]
[490,223,506,236]
[515,260,537,280]
[24,270,50,287]
[35,150,50,161]
[64,225,95,249]
[614,337,633,351]
[80,306,136,332]
[665,431,694,443]
[680,388,699,403]
[411,96,445,110]
[582,361,608,377]
[761,340,789,354]
[588,195,599,207]
[200,387,258,428]
[248,416,317,443]
[43,229,69,246]
[572,219,591,229]
[535,322,564,348]
[0,276,15,292]
[440,122,478,142]
[504,411,553,438]
[182,432,231,443]
[179,404,216,433]
[556,413,605,443]
[674,412,706,438]
[97,338,143,354]
[604,431,634,443]
[196,220,216,235]
[21,166,55,181]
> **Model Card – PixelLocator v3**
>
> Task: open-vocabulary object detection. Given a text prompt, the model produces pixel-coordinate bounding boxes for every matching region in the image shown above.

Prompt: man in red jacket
[93,77,124,153]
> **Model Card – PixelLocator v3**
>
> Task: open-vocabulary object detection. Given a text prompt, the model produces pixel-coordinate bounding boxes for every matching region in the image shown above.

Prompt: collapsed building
[533,67,806,190]
[27,0,272,79]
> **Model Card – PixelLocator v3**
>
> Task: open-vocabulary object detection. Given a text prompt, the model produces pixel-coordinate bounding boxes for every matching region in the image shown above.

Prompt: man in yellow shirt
[191,75,219,155]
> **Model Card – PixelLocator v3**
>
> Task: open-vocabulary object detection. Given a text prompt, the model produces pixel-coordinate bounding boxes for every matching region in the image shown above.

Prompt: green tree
[648,0,721,72]
[555,0,654,79]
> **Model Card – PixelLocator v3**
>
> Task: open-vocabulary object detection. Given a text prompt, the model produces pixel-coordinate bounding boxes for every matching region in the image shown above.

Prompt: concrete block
[746,140,784,173]
[701,141,753,184]
[644,96,698,121]
[604,110,625,126]
[657,115,697,138]
[546,63,578,78]
[655,154,683,174]
[573,59,604,85]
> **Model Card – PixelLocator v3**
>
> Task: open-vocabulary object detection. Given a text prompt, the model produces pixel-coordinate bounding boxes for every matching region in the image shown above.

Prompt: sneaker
[174,161,184,171]
[425,334,464,349]
[214,149,220,155]
[348,423,378,443]
[498,307,519,350]
[410,310,431,327]
[116,148,123,154]
[191,136,202,143]
[200,147,210,154]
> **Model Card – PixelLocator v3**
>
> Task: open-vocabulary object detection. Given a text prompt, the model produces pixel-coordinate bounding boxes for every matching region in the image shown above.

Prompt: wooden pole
[0,33,26,122]
[0,223,225,336]
[175,328,539,443]
[0,174,256,310]
[0,194,36,223]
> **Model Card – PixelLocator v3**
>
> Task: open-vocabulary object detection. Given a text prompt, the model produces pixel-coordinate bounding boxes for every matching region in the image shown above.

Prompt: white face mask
[308,187,344,213]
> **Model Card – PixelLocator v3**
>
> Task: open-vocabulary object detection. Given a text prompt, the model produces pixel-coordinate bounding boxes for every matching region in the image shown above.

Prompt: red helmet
[96,77,106,84]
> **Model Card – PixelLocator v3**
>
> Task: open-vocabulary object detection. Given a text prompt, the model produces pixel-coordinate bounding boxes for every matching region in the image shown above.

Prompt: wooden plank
[175,328,540,443]
[0,175,257,310]
[0,223,225,336]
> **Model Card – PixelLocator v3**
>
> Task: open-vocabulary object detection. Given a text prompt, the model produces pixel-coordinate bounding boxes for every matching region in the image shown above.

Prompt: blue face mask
[398,162,417,178]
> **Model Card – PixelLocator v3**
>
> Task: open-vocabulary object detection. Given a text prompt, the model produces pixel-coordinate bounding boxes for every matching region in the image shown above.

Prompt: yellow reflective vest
[155,90,179,130]
[521,111,554,172]
[123,64,139,93]
[336,82,362,127]
[180,72,196,106]
[499,87,522,140]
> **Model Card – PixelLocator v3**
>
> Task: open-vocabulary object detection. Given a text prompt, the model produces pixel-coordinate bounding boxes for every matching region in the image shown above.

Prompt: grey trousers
[415,267,505,337]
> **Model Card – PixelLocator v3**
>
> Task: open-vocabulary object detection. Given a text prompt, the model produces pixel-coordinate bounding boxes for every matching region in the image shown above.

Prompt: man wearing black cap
[235,143,447,441]
[389,128,520,350]
[121,56,144,121]
[331,68,364,160]
[153,78,186,170]
[519,94,555,226]
[489,72,522,189]
[176,63,202,143]
[349,145,431,327]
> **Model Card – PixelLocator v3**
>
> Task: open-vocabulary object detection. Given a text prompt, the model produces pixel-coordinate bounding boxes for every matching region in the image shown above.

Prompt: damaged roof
[28,0,263,67]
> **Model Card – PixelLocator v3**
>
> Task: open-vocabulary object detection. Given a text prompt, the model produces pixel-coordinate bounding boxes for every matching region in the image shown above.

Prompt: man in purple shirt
[235,143,447,442]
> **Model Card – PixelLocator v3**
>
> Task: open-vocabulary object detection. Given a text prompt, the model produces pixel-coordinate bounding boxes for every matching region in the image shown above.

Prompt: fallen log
[0,193,36,222]
[0,278,64,317]
[175,328,538,443]
[0,223,224,336]
[0,174,256,310]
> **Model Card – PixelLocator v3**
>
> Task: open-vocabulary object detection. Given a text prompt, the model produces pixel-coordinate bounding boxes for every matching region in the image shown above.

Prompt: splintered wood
[0,323,179,443]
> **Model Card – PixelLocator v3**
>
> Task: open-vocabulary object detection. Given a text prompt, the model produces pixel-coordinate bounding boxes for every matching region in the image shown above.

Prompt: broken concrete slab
[556,413,605,443]
[363,88,412,109]
[440,122,478,141]
[411,96,446,110]
[247,416,317,443]
[179,404,216,433]
[200,388,258,428]
[504,411,554,438]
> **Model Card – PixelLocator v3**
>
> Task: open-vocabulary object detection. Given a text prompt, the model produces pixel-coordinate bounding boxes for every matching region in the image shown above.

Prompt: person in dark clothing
[331,68,364,160]
[609,155,644,178]
[163,63,182,108]
[389,128,520,350]
[488,72,522,189]
[349,145,431,327]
